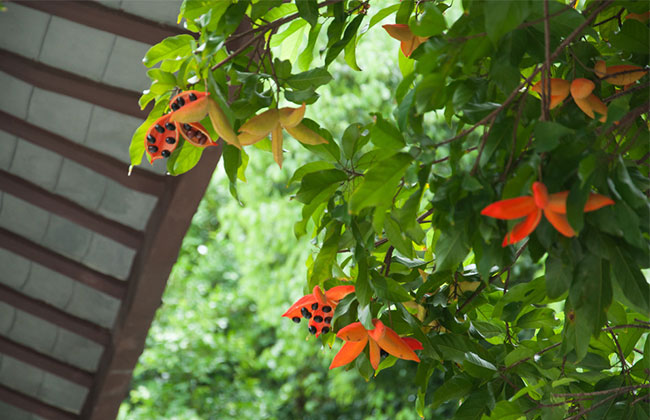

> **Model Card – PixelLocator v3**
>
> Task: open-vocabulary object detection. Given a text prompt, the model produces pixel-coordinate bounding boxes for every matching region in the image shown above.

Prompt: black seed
[171,103,180,111]
[176,97,185,107]
[324,317,332,324]
[146,134,156,143]
[165,122,176,130]
[161,150,171,158]
[154,124,165,133]
[147,145,158,153]
[322,306,332,313]
[380,349,389,358]
[292,317,301,323]
[313,316,323,323]
[189,93,197,101]
[308,325,317,335]
[321,326,330,334]
[165,137,176,144]
[301,308,312,319]
[311,303,318,310]
[183,123,192,131]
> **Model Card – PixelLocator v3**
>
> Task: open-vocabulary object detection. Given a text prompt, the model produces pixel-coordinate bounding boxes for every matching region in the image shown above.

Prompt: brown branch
[605,325,627,373]
[383,246,394,275]
[470,115,496,175]
[434,0,612,149]
[553,383,650,398]
[506,342,562,370]
[212,0,343,71]
[603,81,650,103]
[541,0,552,121]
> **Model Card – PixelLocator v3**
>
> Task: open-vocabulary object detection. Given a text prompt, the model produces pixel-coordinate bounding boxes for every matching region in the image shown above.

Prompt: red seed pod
[169,90,208,113]
[145,114,179,161]
[178,122,218,148]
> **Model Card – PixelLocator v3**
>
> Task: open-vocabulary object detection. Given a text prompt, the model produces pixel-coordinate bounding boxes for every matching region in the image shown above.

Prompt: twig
[383,246,395,275]
[593,7,624,26]
[502,90,529,181]
[434,0,612,149]
[541,0,552,121]
[553,383,650,398]
[605,325,627,373]
[456,241,528,315]
[212,0,343,71]
[603,81,650,103]
[470,116,496,175]
[506,342,562,370]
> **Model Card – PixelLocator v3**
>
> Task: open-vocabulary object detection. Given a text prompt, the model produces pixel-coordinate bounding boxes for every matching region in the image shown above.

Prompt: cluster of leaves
[130,0,649,418]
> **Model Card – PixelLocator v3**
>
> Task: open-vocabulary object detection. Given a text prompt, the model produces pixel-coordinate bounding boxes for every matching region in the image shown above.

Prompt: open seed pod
[178,121,217,148]
[169,90,209,114]
[594,60,648,86]
[531,78,570,109]
[574,94,608,122]
[145,114,179,161]
[570,78,595,100]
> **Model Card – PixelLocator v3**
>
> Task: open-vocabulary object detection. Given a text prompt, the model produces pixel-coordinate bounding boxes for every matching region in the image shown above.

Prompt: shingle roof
[0,2,218,419]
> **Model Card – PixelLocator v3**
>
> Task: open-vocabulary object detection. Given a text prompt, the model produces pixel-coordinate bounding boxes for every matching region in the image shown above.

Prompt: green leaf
[534,121,573,153]
[298,23,322,71]
[166,140,203,175]
[607,245,650,314]
[384,215,414,258]
[310,222,342,289]
[287,67,333,91]
[287,161,335,186]
[545,253,572,299]
[143,34,194,68]
[341,123,362,159]
[344,33,361,71]
[434,227,469,273]
[295,0,318,27]
[325,14,364,66]
[484,0,531,44]
[484,400,525,420]
[432,375,473,409]
[295,169,347,204]
[370,114,405,150]
[355,254,372,307]
[409,3,446,37]
[222,143,242,203]
[370,272,412,302]
[570,255,612,336]
[610,19,649,53]
[349,153,413,213]
[357,303,374,330]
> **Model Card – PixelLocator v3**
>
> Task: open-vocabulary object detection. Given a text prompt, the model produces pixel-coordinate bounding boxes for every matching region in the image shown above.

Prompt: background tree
[125,1,650,418]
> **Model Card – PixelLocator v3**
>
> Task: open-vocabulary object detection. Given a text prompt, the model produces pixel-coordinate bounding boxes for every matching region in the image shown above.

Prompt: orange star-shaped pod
[570,78,608,122]
[481,182,615,247]
[282,285,355,337]
[594,60,648,86]
[531,79,570,110]
[329,320,422,370]
[238,103,328,168]
[382,24,428,58]
[169,90,241,149]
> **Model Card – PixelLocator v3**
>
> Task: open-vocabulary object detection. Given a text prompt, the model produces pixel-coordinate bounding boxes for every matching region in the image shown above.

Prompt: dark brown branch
[603,81,650,103]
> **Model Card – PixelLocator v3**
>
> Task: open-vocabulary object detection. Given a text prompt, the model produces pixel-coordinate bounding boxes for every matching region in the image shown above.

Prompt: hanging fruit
[144,114,179,161]
[169,90,241,149]
[178,121,218,148]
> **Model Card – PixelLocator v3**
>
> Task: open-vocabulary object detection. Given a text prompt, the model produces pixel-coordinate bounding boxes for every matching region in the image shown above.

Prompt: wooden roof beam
[14,0,192,45]
[0,111,166,197]
[0,228,127,300]
[0,49,146,119]
[0,283,112,346]
[0,170,143,249]
[0,335,93,388]
[0,384,78,420]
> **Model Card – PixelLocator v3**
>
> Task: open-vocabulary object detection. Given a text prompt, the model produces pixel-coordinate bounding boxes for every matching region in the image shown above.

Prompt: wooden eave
[0,1,219,419]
